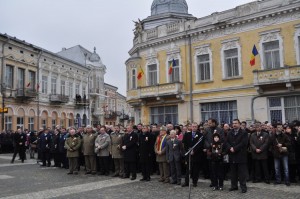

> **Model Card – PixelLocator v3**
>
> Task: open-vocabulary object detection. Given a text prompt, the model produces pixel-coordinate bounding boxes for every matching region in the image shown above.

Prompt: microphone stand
[185,135,204,199]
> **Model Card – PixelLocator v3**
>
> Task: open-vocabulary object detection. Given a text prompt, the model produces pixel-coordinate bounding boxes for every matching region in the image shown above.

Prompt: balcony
[141,82,183,98]
[253,65,300,93]
[49,94,69,103]
[104,111,117,119]
[89,88,102,96]
[16,88,37,99]
[75,95,89,107]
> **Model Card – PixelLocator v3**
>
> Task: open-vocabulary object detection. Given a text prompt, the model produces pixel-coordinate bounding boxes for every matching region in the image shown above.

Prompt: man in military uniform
[65,127,82,175]
[110,125,124,177]
[82,125,98,175]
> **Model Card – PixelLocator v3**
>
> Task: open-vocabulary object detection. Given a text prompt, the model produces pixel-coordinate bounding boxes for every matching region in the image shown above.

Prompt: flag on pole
[169,59,176,75]
[250,45,258,66]
[36,83,40,91]
[26,82,31,87]
[137,66,144,80]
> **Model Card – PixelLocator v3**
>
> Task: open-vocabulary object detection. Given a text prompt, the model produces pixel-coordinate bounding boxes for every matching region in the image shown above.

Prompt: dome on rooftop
[90,47,101,63]
[151,0,188,16]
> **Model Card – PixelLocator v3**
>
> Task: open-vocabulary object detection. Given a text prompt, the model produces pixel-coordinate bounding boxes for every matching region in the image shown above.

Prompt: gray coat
[250,131,269,160]
[95,133,111,157]
[166,138,183,162]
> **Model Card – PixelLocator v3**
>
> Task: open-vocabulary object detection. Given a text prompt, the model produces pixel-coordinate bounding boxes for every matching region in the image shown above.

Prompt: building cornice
[129,1,300,56]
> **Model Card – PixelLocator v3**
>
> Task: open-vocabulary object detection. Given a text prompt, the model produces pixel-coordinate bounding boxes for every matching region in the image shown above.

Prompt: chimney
[62,47,66,51]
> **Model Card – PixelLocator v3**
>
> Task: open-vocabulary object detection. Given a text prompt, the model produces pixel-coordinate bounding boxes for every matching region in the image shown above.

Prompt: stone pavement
[0,153,299,199]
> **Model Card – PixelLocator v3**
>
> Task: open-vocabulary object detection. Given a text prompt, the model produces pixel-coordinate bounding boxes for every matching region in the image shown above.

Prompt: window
[168,59,180,83]
[28,71,36,90]
[224,49,239,78]
[150,106,178,125]
[61,80,65,95]
[82,86,86,96]
[284,96,300,122]
[42,119,46,129]
[42,76,48,94]
[69,82,73,98]
[51,78,57,94]
[131,69,136,89]
[127,71,130,90]
[298,36,300,64]
[75,84,80,95]
[5,65,14,89]
[201,101,238,124]
[52,119,56,129]
[197,54,210,81]
[263,41,280,69]
[17,117,24,130]
[5,116,12,131]
[28,117,34,131]
[148,64,158,86]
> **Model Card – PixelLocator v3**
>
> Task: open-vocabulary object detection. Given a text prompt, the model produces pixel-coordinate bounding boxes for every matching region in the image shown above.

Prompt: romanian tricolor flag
[168,59,176,75]
[250,45,258,66]
[137,66,144,80]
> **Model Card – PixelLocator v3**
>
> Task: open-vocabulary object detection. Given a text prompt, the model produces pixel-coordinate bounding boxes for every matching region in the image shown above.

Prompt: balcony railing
[139,82,183,98]
[253,65,300,86]
[16,88,37,98]
[49,94,69,103]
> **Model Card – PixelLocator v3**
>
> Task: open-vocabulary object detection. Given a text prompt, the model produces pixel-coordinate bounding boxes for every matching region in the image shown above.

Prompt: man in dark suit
[11,128,26,163]
[139,125,154,181]
[182,122,204,187]
[166,130,183,185]
[204,118,224,187]
[39,129,52,167]
[250,123,270,184]
[225,119,249,193]
[122,125,138,180]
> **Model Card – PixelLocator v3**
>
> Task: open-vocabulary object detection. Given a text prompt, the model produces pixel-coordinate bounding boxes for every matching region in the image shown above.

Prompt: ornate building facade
[126,0,300,125]
[0,34,127,131]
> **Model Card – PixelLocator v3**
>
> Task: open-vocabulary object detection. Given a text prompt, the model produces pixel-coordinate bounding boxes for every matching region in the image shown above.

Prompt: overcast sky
[0,0,254,95]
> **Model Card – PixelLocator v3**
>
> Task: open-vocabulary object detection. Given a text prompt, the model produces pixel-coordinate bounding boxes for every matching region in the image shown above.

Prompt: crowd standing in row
[6,118,300,194]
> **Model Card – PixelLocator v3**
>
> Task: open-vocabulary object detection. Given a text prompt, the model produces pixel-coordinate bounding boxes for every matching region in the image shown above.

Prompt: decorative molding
[259,29,284,69]
[294,25,300,64]
[235,2,260,17]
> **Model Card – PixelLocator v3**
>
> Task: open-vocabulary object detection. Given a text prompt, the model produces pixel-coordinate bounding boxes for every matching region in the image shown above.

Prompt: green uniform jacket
[82,132,98,156]
[65,135,82,158]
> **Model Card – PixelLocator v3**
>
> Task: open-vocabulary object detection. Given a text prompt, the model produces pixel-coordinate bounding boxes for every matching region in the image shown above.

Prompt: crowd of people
[5,118,300,194]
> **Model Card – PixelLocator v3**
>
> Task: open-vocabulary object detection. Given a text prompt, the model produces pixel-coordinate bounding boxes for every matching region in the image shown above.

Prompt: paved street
[0,154,299,199]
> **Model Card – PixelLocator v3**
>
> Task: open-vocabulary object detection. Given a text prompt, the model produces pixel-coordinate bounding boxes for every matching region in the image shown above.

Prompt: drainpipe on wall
[188,32,193,122]
[1,37,9,131]
[36,50,43,130]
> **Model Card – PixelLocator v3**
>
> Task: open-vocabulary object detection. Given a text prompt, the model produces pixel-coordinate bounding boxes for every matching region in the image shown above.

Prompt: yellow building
[126,0,300,125]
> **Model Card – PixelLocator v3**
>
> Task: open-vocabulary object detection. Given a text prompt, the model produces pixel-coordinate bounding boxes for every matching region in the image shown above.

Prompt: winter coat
[95,133,111,157]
